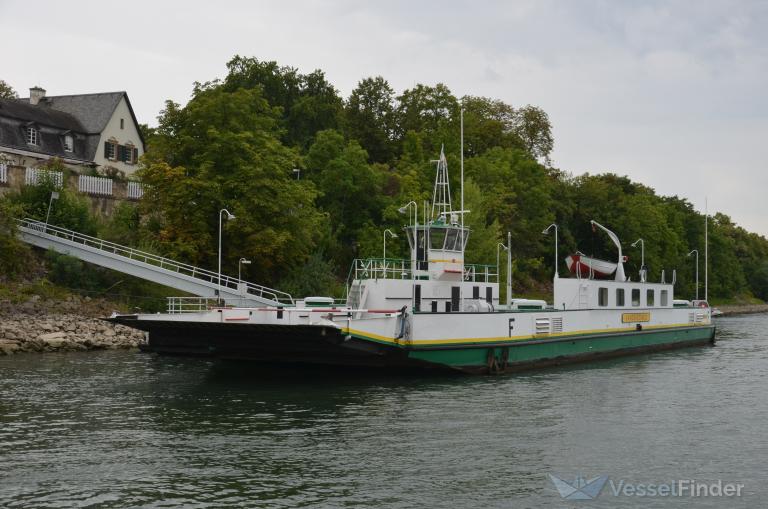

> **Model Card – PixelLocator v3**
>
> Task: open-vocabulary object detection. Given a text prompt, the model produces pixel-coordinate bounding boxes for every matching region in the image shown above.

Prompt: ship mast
[431,146,452,221]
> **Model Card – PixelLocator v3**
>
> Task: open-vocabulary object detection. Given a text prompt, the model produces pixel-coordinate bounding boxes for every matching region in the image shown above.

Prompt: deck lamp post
[383,229,398,260]
[688,249,699,300]
[383,229,398,280]
[44,191,59,229]
[398,201,418,277]
[542,223,559,278]
[238,257,251,281]
[632,238,646,282]
[398,201,418,228]
[218,208,236,302]
[497,236,512,308]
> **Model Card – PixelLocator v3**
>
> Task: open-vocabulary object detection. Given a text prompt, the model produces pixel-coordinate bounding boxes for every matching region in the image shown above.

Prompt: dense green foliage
[1,57,767,304]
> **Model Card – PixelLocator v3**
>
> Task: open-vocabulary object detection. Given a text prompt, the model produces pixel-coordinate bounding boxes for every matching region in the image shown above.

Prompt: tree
[345,76,397,163]
[0,200,31,279]
[395,83,459,155]
[139,85,323,285]
[305,130,387,260]
[511,105,554,164]
[460,95,523,156]
[222,56,343,149]
[0,80,17,99]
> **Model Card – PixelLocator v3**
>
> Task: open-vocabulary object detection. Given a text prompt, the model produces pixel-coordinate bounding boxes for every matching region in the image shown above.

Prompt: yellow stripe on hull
[343,321,708,347]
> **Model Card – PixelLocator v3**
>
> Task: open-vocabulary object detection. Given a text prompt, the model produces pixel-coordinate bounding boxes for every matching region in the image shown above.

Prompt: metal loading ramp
[16,218,293,307]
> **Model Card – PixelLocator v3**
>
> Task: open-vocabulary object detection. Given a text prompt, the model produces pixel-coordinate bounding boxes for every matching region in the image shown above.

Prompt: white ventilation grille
[552,317,563,333]
[535,317,551,335]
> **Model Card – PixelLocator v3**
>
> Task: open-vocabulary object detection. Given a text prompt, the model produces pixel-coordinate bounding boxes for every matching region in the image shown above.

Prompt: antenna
[460,106,464,254]
[705,197,708,301]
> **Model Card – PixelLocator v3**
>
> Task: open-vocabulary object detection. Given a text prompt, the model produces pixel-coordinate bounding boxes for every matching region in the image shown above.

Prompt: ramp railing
[16,218,294,305]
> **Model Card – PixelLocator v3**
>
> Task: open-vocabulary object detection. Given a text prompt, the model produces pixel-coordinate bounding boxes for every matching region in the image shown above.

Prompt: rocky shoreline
[0,295,145,356]
[717,304,768,316]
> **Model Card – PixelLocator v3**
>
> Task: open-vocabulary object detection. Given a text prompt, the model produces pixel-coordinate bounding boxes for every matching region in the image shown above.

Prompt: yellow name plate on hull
[622,312,651,323]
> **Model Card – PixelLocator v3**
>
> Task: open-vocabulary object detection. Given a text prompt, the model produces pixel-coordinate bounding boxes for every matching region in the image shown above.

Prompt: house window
[104,141,116,160]
[63,135,73,152]
[631,288,641,307]
[660,290,669,307]
[616,288,625,307]
[598,287,608,307]
[647,289,655,307]
[26,127,39,145]
[120,118,124,129]
[124,144,135,164]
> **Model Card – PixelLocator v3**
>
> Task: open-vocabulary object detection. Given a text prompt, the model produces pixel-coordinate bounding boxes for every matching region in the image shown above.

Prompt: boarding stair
[15,218,293,307]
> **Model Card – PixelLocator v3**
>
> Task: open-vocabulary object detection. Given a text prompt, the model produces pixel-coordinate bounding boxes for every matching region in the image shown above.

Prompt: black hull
[109,317,449,372]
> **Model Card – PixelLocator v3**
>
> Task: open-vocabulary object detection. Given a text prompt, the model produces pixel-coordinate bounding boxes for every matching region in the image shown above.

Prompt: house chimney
[29,86,46,105]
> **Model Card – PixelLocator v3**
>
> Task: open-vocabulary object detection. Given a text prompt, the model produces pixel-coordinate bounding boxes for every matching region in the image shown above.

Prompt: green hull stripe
[407,327,714,367]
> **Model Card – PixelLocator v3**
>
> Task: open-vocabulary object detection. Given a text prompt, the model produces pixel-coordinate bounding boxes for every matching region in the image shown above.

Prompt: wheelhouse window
[660,290,669,307]
[631,288,641,307]
[63,135,73,152]
[598,287,608,307]
[444,228,461,251]
[26,126,39,145]
[647,289,655,307]
[429,228,446,250]
[616,288,625,307]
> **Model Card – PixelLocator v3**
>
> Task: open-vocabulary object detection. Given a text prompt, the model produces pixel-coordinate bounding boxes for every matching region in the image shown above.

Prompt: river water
[1,314,767,508]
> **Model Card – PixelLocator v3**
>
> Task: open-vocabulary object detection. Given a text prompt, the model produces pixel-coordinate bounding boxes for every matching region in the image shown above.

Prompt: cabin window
[647,289,655,307]
[120,118,125,129]
[444,229,461,251]
[26,126,39,145]
[616,288,625,307]
[660,290,669,306]
[63,135,73,152]
[414,284,421,312]
[631,288,641,307]
[430,229,446,250]
[598,287,608,307]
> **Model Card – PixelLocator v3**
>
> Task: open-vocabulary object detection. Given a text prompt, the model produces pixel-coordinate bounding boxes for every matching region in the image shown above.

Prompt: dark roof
[38,92,124,133]
[37,92,145,148]
[0,98,85,131]
[0,98,92,162]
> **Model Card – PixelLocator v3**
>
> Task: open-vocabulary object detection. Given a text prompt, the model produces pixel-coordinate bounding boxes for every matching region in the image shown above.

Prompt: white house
[0,87,145,175]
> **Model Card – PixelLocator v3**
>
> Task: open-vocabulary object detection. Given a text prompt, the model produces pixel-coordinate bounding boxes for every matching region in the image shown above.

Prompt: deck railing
[167,296,218,313]
[17,217,294,305]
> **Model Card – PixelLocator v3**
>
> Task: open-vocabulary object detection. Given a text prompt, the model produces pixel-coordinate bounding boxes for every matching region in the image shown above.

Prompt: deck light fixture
[218,208,236,302]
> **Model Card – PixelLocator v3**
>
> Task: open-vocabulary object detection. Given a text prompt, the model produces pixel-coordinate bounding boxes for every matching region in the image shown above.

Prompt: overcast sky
[2,0,766,236]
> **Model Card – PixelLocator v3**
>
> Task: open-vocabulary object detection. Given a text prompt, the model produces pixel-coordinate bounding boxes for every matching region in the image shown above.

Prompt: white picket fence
[78,175,113,196]
[25,167,63,188]
[127,181,144,200]
[0,163,7,184]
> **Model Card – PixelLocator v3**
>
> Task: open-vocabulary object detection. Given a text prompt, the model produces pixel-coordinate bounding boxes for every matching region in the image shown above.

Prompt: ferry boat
[109,150,715,374]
